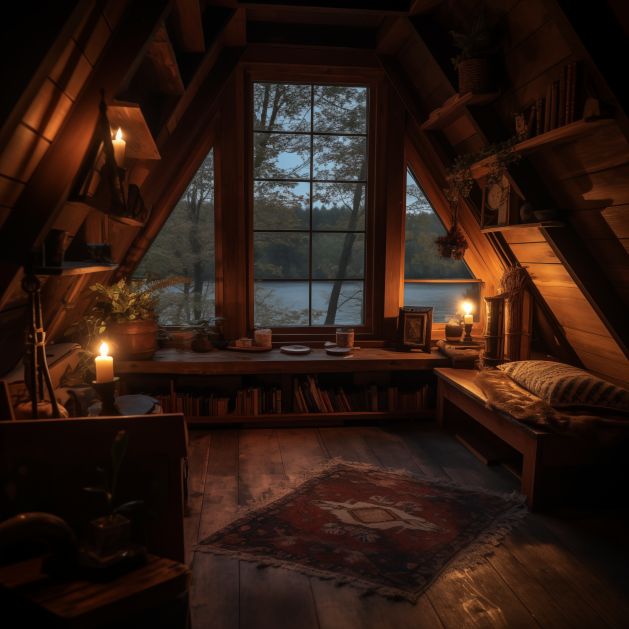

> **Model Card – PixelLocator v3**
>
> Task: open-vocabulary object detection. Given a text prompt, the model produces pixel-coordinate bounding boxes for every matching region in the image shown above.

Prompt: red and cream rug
[196,461,525,602]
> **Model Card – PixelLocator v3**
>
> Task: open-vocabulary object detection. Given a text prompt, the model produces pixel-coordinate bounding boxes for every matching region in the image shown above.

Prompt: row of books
[523,60,582,138]
[153,379,431,417]
[293,376,430,414]
[155,388,283,417]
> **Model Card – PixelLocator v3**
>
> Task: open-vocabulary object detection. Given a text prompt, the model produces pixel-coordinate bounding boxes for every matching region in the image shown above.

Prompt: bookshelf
[117,348,447,426]
[470,117,614,179]
[480,220,564,233]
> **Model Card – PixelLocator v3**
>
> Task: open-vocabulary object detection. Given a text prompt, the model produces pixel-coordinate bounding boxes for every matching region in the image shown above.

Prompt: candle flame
[462,301,473,315]
[114,127,123,141]
[99,342,109,357]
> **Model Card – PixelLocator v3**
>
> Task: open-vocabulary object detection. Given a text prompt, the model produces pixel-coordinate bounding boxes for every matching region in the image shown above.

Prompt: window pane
[403,282,481,323]
[313,135,366,181]
[254,181,310,230]
[134,149,215,325]
[312,233,364,279]
[254,232,309,279]
[311,281,363,325]
[405,168,473,279]
[253,83,311,132]
[254,133,310,180]
[313,86,367,133]
[255,281,309,326]
[313,183,365,231]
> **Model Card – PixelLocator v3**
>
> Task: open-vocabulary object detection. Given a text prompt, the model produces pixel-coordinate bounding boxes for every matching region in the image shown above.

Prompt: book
[549,80,558,129]
[544,83,552,132]
[558,64,567,127]
[535,96,544,136]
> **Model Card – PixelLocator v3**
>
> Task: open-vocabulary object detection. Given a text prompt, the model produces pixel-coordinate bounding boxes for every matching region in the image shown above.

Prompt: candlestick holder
[463,323,473,342]
[91,377,120,416]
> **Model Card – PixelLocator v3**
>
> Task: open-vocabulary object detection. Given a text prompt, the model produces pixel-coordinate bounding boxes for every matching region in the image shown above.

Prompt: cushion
[497,361,629,413]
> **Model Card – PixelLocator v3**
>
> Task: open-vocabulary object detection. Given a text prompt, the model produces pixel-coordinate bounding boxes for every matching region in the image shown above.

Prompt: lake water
[159,280,479,325]
[254,281,479,325]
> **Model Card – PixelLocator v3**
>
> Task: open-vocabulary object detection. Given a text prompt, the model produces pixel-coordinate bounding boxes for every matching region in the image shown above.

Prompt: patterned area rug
[195,461,526,602]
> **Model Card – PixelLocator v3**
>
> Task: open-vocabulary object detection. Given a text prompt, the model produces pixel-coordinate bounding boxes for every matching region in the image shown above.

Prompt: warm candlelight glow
[462,301,473,325]
[112,127,126,167]
[95,341,114,382]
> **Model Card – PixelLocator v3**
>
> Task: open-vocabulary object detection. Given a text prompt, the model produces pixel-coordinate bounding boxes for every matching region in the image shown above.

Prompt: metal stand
[22,272,61,418]
[463,323,473,343]
[91,377,120,416]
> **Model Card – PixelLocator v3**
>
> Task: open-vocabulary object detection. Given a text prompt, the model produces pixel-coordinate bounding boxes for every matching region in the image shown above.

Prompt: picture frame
[397,306,432,352]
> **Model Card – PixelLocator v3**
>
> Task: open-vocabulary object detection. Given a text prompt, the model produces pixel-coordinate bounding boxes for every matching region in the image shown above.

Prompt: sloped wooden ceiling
[0,0,627,385]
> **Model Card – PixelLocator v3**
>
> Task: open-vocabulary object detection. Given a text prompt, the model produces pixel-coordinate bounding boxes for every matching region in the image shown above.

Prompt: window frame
[245,70,381,341]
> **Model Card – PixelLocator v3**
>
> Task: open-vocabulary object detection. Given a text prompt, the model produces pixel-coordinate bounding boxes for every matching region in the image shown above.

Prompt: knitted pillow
[497,360,629,413]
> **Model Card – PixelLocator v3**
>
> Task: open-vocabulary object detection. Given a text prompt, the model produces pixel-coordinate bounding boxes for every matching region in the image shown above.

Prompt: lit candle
[112,127,126,167]
[95,342,114,382]
[463,301,473,325]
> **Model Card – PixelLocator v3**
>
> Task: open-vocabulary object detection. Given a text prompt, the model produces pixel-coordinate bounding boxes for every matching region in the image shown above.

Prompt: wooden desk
[0,555,189,628]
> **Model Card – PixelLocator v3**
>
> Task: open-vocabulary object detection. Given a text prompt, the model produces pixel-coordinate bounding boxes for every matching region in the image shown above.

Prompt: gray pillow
[497,360,629,413]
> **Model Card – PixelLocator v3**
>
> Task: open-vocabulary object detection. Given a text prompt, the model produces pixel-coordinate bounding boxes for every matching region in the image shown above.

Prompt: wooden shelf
[65,198,145,229]
[470,117,615,179]
[117,348,449,376]
[33,261,118,276]
[185,410,433,426]
[108,101,161,161]
[481,220,564,233]
[421,92,500,131]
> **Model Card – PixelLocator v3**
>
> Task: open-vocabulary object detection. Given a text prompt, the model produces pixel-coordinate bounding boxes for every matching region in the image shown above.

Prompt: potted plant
[82,430,144,562]
[450,11,497,94]
[87,277,186,360]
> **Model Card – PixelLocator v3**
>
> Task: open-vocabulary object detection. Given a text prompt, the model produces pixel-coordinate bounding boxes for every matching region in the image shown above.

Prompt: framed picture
[397,306,432,352]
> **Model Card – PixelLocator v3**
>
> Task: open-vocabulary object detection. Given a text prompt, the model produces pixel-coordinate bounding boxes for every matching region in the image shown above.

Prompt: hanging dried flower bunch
[436,223,468,259]
[500,265,529,296]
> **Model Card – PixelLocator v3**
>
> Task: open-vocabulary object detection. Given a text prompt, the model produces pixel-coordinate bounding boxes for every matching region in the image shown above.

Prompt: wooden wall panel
[509,242,558,264]
[22,79,74,143]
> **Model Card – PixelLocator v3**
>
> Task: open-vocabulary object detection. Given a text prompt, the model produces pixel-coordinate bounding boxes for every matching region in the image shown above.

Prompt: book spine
[558,65,567,127]
[550,81,558,129]
[544,83,552,132]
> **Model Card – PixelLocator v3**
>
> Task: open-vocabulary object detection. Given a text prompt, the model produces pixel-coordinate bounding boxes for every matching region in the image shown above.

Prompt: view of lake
[158,281,479,326]
[253,281,479,325]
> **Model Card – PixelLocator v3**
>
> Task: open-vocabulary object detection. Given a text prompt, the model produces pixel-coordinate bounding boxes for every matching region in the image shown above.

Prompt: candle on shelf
[112,127,126,168]
[463,301,473,325]
[95,342,114,382]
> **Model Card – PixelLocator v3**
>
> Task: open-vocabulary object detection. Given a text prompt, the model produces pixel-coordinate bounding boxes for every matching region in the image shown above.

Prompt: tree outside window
[404,168,480,322]
[252,82,368,327]
[134,149,215,325]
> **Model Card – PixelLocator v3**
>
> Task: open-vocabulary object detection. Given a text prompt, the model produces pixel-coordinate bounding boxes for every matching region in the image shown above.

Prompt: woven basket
[457,58,490,94]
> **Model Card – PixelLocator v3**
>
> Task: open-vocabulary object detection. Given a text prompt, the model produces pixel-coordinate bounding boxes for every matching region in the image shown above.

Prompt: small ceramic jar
[336,328,355,348]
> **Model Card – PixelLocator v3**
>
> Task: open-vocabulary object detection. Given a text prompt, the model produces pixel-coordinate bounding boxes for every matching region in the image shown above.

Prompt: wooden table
[0,555,190,628]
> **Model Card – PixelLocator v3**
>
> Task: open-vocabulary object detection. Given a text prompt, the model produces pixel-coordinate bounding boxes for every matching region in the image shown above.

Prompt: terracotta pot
[107,320,158,360]
[457,58,491,94]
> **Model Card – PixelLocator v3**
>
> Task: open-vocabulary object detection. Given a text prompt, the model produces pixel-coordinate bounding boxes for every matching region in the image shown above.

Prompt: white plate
[280,345,311,355]
[325,346,353,356]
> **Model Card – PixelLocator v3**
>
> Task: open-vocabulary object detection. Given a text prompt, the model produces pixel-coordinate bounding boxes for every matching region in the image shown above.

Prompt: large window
[135,149,215,325]
[252,82,368,327]
[404,168,480,322]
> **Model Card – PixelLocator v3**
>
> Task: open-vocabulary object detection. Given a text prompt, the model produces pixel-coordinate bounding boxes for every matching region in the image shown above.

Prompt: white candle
[463,301,473,325]
[112,127,126,167]
[95,342,114,382]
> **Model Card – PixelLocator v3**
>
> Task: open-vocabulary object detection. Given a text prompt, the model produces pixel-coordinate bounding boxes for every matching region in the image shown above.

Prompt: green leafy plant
[450,11,496,68]
[87,276,189,333]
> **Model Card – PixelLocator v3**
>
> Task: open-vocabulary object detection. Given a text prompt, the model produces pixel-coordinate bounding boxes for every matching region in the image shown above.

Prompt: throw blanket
[475,369,629,446]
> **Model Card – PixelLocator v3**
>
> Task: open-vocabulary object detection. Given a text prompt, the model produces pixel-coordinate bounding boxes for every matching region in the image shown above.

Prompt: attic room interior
[1,0,629,626]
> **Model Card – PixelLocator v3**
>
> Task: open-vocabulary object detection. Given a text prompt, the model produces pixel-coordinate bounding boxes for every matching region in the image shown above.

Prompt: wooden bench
[435,368,593,510]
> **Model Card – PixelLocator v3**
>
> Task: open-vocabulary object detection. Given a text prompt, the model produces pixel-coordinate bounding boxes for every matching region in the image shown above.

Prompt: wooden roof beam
[171,0,205,53]
[235,1,412,15]
[0,0,170,311]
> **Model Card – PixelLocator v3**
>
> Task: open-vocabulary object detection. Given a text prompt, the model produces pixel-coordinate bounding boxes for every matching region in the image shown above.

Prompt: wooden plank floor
[185,423,629,629]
